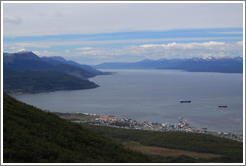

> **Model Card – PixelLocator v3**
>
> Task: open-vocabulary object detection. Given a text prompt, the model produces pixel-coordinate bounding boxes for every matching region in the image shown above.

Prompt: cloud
[78,41,243,60]
[3,3,243,37]
[11,40,241,65]
[76,47,93,50]
[140,41,226,49]
[3,42,50,53]
[4,16,22,25]
[33,50,69,57]
[4,36,241,51]
[53,11,63,17]
[236,41,243,45]
[17,48,27,52]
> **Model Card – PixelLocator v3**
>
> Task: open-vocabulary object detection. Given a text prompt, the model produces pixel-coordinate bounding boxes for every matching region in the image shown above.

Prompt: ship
[218,105,227,108]
[180,100,191,103]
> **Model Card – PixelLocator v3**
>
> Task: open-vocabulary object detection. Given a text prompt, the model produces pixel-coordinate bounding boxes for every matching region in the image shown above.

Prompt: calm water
[13,69,243,134]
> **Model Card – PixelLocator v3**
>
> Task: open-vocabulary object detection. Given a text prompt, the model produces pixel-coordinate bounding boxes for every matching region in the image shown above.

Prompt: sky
[2,2,244,65]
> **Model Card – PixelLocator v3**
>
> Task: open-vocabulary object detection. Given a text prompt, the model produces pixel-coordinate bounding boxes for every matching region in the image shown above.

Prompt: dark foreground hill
[3,93,152,163]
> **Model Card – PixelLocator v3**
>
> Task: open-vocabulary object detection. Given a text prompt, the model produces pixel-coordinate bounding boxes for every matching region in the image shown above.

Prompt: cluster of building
[70,113,243,142]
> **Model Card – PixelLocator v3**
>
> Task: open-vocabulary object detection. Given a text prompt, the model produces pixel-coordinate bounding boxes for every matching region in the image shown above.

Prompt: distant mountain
[3,51,52,71]
[95,57,243,73]
[3,70,98,94]
[3,52,107,78]
[41,56,68,66]
[3,93,152,163]
[3,51,108,93]
[66,60,110,75]
[42,56,110,77]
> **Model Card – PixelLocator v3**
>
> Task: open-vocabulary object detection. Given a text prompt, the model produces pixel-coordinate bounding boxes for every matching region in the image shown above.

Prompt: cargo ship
[180,100,191,103]
[218,105,227,108]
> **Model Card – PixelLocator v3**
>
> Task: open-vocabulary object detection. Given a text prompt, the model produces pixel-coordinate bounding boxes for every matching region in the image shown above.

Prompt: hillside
[3,70,98,94]
[3,51,105,78]
[41,56,111,76]
[95,57,243,73]
[3,51,52,71]
[3,93,152,163]
[83,124,243,163]
[3,51,108,93]
[3,93,243,163]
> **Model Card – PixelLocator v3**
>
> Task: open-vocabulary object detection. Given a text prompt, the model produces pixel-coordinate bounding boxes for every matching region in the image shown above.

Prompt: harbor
[54,112,243,142]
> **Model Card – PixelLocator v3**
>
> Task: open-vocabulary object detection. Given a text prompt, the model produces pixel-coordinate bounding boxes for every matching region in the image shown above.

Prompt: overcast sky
[3,2,244,64]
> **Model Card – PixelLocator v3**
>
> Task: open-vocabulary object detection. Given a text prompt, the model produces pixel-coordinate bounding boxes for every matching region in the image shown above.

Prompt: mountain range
[3,51,109,94]
[4,51,243,93]
[94,57,243,73]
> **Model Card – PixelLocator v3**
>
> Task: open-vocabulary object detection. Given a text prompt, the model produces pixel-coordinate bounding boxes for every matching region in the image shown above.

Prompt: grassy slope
[3,93,243,163]
[83,124,243,163]
[3,93,152,163]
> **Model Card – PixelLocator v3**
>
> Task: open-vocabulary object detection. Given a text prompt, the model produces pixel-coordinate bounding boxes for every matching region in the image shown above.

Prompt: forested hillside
[3,93,151,163]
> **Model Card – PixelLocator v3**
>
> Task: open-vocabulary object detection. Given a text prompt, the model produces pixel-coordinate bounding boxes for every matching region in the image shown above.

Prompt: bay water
[13,69,243,134]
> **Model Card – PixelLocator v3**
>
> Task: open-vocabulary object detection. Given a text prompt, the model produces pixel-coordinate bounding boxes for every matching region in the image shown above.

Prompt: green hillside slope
[3,93,243,163]
[3,93,151,163]
[83,124,243,163]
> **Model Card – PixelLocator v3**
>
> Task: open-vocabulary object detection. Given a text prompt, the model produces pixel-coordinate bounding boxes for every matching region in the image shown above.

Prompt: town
[55,112,243,142]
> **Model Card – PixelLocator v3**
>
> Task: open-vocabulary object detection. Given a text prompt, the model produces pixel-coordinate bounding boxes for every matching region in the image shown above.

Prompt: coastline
[54,111,243,142]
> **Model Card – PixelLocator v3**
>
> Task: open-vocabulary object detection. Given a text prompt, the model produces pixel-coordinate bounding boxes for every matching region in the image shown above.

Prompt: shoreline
[54,111,243,142]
